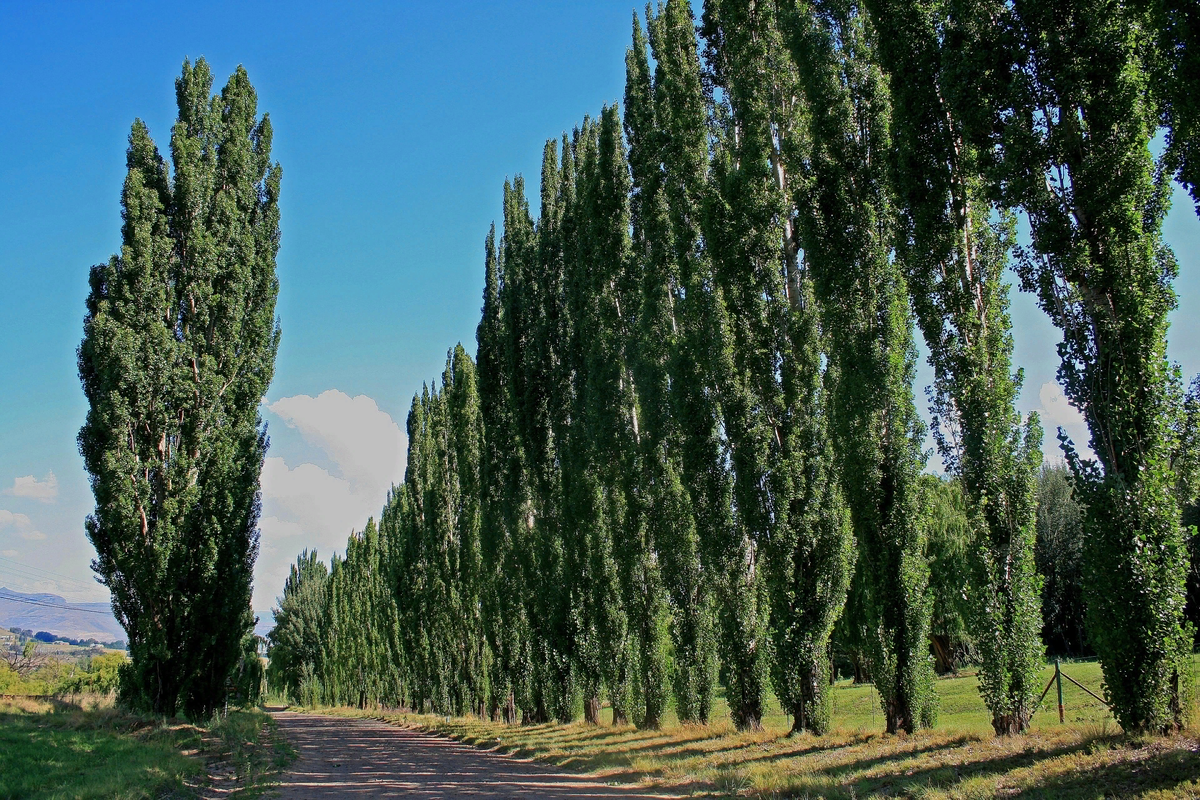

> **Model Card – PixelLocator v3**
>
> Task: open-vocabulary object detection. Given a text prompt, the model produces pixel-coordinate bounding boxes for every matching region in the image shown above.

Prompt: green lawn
[0,697,203,799]
[0,696,292,799]
[322,657,1200,798]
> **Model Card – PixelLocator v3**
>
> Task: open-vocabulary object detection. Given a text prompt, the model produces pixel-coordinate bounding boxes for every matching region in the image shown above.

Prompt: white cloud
[0,509,46,541]
[0,549,16,558]
[268,391,406,490]
[1035,382,1094,460]
[4,472,58,503]
[253,391,406,621]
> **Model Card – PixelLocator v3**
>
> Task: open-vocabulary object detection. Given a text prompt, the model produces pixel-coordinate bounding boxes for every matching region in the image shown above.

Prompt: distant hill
[0,587,124,641]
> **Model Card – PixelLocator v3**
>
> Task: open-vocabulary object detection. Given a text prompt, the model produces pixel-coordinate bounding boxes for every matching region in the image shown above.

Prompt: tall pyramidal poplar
[625,15,717,726]
[861,0,1044,735]
[979,0,1192,733]
[701,0,855,736]
[648,0,766,730]
[499,176,551,722]
[778,0,937,734]
[477,224,525,723]
[79,59,280,717]
[531,140,578,724]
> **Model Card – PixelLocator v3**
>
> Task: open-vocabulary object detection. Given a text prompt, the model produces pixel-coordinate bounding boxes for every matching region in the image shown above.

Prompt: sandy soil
[270,711,676,798]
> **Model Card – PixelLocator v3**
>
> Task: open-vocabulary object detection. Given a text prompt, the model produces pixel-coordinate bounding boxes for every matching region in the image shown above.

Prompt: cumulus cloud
[268,392,406,490]
[1034,381,1094,460]
[253,391,406,620]
[4,472,58,503]
[0,549,17,558]
[0,509,46,541]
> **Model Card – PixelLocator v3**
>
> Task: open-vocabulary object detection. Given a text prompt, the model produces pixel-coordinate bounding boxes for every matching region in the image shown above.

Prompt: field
[0,695,292,799]
[323,658,1200,798]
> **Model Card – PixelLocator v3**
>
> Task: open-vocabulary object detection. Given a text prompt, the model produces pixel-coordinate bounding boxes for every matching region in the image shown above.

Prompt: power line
[0,566,92,593]
[0,555,99,588]
[0,592,113,616]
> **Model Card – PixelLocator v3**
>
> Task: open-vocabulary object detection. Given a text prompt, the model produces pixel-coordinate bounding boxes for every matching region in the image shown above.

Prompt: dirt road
[269,711,676,798]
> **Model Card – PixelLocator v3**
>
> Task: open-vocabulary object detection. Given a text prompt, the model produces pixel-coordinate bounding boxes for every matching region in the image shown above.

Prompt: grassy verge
[0,696,294,799]
[319,659,1200,798]
[202,707,296,798]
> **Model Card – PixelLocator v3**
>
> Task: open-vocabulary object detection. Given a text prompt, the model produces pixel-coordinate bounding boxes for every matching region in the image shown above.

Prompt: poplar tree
[625,15,717,725]
[861,0,1044,734]
[778,0,937,734]
[532,142,578,723]
[446,344,488,716]
[647,0,766,730]
[700,0,856,735]
[266,550,329,702]
[979,0,1192,733]
[477,225,525,723]
[320,519,402,708]
[564,108,666,726]
[79,59,281,717]
[499,177,548,722]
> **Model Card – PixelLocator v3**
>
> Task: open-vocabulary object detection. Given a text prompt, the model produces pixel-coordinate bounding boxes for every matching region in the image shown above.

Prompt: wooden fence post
[1055,659,1064,724]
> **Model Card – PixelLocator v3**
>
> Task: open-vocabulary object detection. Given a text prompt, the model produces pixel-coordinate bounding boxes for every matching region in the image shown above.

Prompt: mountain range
[0,587,123,641]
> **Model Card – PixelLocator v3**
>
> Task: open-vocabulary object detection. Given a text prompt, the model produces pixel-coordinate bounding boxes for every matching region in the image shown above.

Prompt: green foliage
[700,0,855,735]
[648,0,761,731]
[266,549,329,701]
[625,13,717,726]
[229,634,265,709]
[1035,463,1090,656]
[1143,0,1200,215]
[56,652,127,695]
[859,0,1044,736]
[476,224,526,723]
[922,476,975,672]
[78,58,280,718]
[264,0,1195,742]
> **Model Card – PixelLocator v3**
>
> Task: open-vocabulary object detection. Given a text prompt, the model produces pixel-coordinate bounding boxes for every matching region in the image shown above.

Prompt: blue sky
[0,2,1196,628]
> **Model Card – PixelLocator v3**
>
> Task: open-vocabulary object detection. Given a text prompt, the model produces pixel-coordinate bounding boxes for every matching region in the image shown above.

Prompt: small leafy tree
[1035,464,1090,657]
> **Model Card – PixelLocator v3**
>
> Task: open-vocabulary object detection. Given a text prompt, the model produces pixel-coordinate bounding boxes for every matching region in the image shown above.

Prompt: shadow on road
[271,711,678,799]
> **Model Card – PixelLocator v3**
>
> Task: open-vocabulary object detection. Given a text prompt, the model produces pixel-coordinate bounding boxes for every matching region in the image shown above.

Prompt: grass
[0,695,203,799]
[0,695,294,799]
[205,706,296,797]
[317,658,1200,798]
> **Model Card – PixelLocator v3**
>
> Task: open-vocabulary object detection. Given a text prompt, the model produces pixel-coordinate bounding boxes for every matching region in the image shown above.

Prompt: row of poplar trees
[269,0,1200,736]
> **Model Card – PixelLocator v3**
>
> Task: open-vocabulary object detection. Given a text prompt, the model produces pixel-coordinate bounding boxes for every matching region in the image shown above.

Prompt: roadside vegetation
[317,659,1200,798]
[0,632,125,696]
[0,695,291,799]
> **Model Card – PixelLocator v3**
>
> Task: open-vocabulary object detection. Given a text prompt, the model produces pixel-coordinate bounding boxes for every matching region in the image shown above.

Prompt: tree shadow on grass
[731,732,979,775]
[1007,742,1200,799]
[825,733,1189,798]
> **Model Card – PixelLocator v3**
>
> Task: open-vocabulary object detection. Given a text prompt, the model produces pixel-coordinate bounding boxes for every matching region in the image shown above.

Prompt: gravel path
[269,711,676,798]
